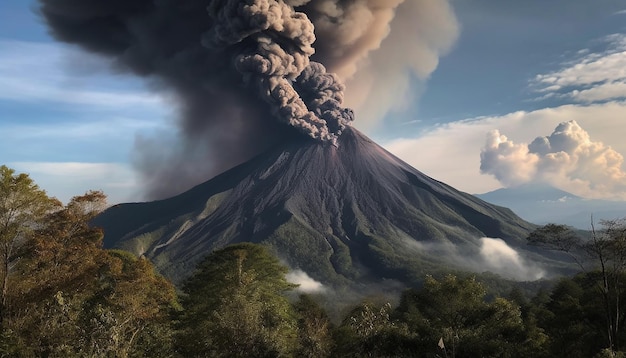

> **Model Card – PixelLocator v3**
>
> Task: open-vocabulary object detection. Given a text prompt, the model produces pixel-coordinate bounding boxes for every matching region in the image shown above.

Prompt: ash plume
[301,0,459,127]
[203,0,353,143]
[37,0,456,198]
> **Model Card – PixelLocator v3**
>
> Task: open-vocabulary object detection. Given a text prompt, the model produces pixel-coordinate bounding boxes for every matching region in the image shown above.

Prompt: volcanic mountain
[94,128,552,285]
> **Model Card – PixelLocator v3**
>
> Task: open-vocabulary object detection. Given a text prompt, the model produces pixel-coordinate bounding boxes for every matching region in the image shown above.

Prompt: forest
[2,164,626,358]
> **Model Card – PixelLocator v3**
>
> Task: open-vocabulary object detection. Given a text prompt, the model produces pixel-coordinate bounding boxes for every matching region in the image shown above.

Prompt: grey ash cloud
[37,0,456,199]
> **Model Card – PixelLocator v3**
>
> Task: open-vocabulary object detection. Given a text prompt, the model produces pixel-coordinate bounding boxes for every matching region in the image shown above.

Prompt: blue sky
[1,0,626,204]
[417,0,626,123]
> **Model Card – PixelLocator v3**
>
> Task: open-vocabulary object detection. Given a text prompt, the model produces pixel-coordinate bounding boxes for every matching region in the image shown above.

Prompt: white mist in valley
[287,269,326,293]
[402,235,546,281]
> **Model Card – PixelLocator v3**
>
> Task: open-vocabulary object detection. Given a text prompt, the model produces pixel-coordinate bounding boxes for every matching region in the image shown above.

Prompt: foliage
[0,176,177,357]
[0,165,60,326]
[528,220,626,352]
[3,165,626,357]
[530,272,626,357]
[79,250,178,357]
[176,243,299,357]
[294,294,334,358]
[334,299,416,357]
[528,223,583,254]
[396,275,532,358]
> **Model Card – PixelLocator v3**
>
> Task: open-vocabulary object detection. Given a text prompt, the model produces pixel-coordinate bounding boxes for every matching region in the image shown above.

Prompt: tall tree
[176,243,298,357]
[16,191,106,299]
[6,191,178,357]
[536,275,605,357]
[79,250,178,358]
[528,219,626,352]
[294,294,334,358]
[397,275,529,358]
[334,299,415,357]
[0,165,58,327]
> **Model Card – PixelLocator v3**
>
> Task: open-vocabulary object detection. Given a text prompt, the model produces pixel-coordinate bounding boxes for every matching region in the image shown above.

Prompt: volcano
[94,128,548,285]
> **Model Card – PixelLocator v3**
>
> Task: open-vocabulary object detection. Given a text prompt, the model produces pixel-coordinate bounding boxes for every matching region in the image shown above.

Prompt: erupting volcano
[40,0,559,285]
[93,128,546,284]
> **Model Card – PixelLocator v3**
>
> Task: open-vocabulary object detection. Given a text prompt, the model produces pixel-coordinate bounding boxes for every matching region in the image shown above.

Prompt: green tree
[5,191,177,357]
[538,276,598,357]
[334,298,416,357]
[397,275,529,358]
[6,191,108,356]
[176,243,298,357]
[80,250,178,358]
[532,273,626,357]
[0,165,59,327]
[529,219,626,352]
[294,294,334,358]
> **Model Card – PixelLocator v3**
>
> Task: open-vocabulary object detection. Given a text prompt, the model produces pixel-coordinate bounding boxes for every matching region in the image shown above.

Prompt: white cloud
[532,34,626,103]
[8,162,140,204]
[480,120,626,200]
[286,269,326,293]
[571,81,626,102]
[480,130,539,186]
[383,101,626,197]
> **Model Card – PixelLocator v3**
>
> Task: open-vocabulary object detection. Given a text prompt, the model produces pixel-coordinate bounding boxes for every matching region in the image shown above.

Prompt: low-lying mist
[402,236,546,282]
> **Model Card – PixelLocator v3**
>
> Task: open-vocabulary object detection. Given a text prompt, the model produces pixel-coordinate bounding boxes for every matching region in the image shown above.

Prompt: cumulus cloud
[383,101,626,196]
[286,269,326,293]
[480,120,626,200]
[532,33,626,103]
[480,130,539,186]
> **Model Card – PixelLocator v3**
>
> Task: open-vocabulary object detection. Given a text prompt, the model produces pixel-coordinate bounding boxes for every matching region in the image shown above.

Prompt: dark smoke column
[37,0,356,198]
[204,0,354,145]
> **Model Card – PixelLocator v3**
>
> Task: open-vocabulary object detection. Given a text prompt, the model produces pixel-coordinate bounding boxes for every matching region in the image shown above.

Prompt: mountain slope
[94,128,545,285]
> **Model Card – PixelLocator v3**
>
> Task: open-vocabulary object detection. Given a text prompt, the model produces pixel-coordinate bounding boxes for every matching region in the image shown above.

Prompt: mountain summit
[94,128,540,285]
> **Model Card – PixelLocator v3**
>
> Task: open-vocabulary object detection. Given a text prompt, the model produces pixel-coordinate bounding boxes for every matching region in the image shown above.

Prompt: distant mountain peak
[478,184,581,202]
[476,184,626,229]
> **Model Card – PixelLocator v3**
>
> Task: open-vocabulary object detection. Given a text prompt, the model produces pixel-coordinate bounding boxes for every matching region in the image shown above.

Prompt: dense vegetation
[2,165,626,357]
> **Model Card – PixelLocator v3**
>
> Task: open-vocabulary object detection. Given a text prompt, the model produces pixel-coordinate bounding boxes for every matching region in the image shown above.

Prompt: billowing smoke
[304,0,459,127]
[37,0,457,198]
[203,0,353,144]
[481,120,626,200]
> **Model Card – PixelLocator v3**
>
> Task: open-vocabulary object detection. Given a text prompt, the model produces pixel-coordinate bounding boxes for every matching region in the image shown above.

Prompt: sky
[1,0,626,204]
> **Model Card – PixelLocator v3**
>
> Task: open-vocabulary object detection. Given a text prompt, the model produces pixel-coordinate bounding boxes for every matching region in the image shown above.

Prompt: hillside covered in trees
[2,164,626,357]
